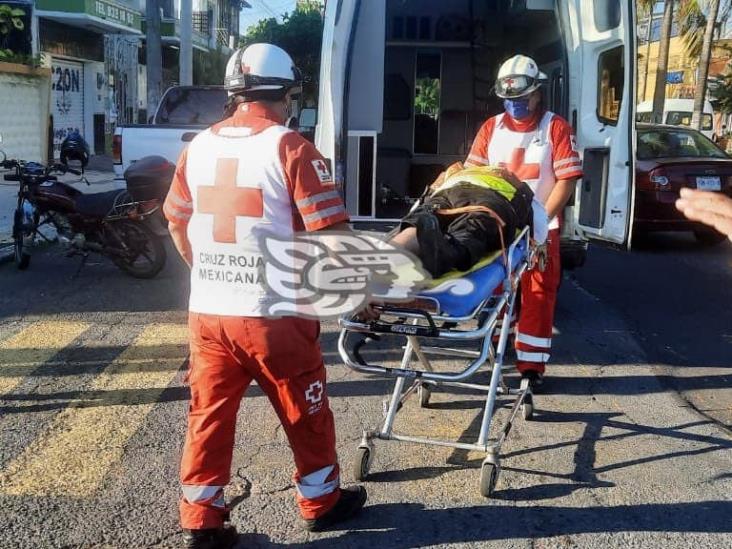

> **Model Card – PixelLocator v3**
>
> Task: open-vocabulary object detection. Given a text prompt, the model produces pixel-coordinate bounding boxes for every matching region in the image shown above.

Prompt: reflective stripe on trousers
[515,228,561,375]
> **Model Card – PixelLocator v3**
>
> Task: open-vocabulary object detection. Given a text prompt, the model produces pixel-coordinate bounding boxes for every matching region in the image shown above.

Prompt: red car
[635,123,732,244]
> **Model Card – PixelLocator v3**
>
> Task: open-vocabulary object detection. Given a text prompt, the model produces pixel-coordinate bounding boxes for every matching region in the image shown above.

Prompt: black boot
[182,525,238,549]
[303,485,368,532]
[415,213,468,277]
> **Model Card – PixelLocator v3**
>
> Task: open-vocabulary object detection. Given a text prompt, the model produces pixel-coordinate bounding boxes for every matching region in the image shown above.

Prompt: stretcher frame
[337,228,535,497]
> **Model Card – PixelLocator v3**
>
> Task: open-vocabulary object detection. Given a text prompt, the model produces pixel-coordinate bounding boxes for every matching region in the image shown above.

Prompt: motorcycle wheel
[111,220,166,279]
[12,208,31,270]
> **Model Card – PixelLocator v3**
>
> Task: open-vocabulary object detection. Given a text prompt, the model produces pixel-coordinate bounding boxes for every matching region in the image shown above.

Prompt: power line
[256,0,279,18]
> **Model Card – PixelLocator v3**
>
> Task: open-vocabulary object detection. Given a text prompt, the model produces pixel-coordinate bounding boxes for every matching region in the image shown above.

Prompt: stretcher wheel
[418,384,431,407]
[479,461,499,498]
[354,446,372,481]
[522,393,534,421]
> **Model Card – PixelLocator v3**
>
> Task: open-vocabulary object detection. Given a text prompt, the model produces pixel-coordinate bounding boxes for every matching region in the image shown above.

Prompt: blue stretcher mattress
[418,240,528,318]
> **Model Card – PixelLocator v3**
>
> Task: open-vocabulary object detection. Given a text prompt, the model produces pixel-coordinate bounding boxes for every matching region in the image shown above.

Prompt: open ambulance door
[562,0,637,247]
[315,0,385,217]
[315,0,361,190]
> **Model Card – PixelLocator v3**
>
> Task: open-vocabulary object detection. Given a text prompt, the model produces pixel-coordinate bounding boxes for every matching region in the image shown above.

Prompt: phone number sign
[92,0,141,31]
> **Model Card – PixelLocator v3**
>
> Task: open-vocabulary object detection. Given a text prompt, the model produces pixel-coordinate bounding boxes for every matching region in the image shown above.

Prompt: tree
[710,69,732,114]
[690,0,722,130]
[240,2,324,103]
[654,0,676,123]
[678,0,732,130]
[638,1,677,122]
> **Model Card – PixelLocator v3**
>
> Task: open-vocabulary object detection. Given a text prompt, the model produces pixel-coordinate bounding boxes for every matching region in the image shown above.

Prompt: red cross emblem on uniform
[305,381,324,404]
[197,158,264,244]
[499,147,540,181]
[311,159,332,183]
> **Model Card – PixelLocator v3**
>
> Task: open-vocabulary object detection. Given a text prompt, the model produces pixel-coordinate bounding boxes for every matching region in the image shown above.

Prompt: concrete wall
[0,63,52,163]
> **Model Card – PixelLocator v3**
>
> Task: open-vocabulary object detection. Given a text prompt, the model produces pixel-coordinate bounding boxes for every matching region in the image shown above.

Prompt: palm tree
[639,1,676,123]
[691,0,722,129]
[679,0,732,130]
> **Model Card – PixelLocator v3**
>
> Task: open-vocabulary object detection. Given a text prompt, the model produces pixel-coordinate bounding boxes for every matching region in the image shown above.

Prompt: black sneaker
[303,486,367,532]
[182,525,238,549]
[521,370,544,392]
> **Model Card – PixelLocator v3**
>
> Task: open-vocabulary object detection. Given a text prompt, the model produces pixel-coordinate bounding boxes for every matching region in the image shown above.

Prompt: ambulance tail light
[112,134,122,165]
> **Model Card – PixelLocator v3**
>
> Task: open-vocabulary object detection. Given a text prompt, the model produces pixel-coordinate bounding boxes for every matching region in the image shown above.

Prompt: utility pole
[146,0,163,122]
[180,0,193,86]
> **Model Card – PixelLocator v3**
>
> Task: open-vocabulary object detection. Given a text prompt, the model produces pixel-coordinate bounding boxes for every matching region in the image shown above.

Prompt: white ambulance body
[316,0,637,262]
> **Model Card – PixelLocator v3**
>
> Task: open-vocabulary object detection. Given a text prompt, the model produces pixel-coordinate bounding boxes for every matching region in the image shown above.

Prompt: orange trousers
[179,313,340,530]
[515,228,561,374]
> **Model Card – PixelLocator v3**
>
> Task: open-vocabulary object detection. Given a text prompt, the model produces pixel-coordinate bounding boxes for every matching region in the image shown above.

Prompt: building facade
[32,0,247,158]
[637,12,732,105]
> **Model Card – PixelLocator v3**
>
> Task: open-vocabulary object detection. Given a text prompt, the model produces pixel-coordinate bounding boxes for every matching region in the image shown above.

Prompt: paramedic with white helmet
[164,43,367,548]
[465,54,583,389]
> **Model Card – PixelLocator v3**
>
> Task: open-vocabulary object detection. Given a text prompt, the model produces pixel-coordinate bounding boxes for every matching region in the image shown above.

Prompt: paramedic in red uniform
[465,55,583,389]
[164,43,367,548]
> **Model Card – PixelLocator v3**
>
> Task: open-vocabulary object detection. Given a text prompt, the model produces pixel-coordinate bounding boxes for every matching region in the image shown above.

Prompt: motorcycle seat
[74,190,129,218]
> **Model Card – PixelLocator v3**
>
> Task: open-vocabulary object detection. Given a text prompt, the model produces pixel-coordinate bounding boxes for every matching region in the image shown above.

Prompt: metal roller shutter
[51,59,85,159]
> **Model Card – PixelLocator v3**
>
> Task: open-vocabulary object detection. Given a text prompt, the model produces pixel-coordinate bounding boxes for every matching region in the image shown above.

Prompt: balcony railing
[193,11,210,35]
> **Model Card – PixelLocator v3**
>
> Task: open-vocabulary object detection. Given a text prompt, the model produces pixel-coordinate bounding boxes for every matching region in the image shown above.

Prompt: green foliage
[194,47,229,85]
[710,70,732,113]
[414,78,440,117]
[240,2,324,102]
[0,49,40,66]
[0,3,37,66]
[0,4,25,36]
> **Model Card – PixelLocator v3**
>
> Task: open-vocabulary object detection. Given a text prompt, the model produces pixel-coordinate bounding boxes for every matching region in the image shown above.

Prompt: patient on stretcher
[391,164,548,278]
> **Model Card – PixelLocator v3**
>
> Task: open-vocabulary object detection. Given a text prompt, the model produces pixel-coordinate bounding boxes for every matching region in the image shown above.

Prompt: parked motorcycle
[0,134,174,279]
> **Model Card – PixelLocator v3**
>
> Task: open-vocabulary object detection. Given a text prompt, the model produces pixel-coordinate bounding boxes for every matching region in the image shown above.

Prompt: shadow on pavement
[234,500,732,548]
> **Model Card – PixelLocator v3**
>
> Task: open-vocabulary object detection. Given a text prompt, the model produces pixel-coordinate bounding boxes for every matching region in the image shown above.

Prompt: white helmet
[224,43,302,96]
[495,55,547,99]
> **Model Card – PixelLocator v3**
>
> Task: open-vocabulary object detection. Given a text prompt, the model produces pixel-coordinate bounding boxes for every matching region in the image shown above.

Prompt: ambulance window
[414,51,441,154]
[594,0,621,32]
[597,46,624,126]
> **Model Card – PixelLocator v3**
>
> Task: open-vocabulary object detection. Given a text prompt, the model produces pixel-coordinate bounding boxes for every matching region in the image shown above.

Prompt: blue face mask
[504,98,532,120]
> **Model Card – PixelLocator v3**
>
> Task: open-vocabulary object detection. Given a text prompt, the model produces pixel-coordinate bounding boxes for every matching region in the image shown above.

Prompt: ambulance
[315,0,636,265]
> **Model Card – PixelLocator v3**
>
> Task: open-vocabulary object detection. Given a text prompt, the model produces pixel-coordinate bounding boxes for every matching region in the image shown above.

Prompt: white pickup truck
[113,85,228,178]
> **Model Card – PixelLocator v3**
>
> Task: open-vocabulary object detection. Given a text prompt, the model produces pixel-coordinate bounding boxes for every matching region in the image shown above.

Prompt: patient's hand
[355,301,382,322]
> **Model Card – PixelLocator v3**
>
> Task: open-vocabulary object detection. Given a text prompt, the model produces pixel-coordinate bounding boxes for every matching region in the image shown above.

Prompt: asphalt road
[0,233,730,548]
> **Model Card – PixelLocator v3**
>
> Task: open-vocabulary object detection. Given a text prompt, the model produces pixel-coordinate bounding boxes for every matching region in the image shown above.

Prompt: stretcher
[337,227,537,497]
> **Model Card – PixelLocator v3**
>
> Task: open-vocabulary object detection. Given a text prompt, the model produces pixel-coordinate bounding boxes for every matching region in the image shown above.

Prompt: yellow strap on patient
[436,167,518,201]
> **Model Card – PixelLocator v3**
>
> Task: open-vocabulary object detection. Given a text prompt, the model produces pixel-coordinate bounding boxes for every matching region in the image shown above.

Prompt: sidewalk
[0,156,124,261]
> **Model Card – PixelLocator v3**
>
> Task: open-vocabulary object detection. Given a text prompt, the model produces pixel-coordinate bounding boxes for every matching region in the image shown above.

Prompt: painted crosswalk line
[0,321,91,396]
[0,323,189,497]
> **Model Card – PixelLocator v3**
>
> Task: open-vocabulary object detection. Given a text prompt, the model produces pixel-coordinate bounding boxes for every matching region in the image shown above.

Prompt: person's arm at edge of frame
[164,148,194,268]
